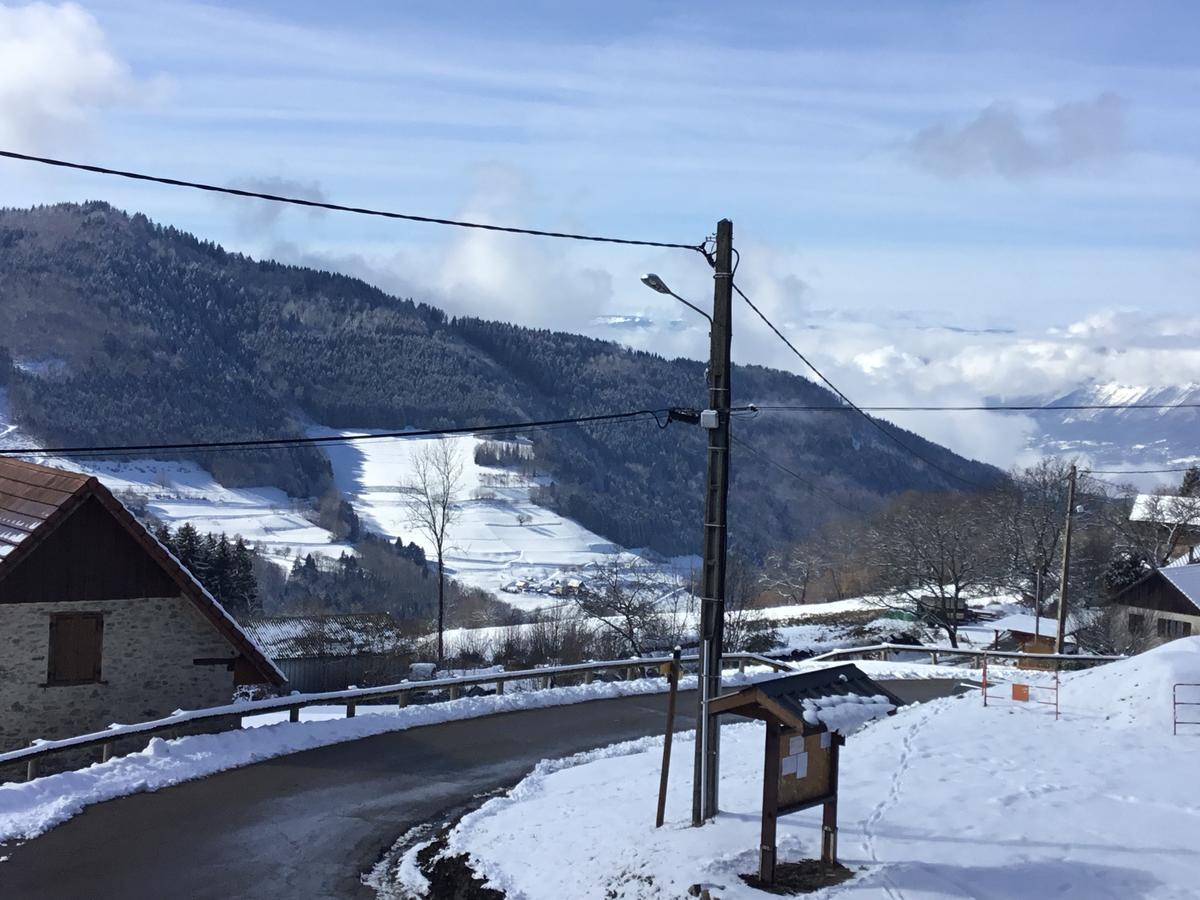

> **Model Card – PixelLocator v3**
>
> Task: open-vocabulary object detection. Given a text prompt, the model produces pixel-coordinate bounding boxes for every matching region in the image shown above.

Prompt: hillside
[0,202,999,557]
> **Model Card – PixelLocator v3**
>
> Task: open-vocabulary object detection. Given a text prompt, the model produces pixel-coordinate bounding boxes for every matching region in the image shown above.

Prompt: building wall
[276,653,411,694]
[0,596,239,754]
[1114,606,1200,651]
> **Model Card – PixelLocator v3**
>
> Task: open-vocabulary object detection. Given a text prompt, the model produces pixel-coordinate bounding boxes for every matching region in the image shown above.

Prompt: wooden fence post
[346,702,356,718]
[397,692,409,709]
[289,706,300,723]
[26,759,37,782]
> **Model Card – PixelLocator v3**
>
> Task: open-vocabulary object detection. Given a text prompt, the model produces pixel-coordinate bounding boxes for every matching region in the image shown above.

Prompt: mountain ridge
[0,201,1001,557]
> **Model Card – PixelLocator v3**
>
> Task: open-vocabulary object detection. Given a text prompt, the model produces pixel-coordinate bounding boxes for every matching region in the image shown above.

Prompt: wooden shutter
[47,613,104,685]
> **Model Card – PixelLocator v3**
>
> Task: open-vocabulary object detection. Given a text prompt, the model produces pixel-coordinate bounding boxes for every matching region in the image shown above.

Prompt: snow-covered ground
[314,428,694,602]
[393,639,1199,899]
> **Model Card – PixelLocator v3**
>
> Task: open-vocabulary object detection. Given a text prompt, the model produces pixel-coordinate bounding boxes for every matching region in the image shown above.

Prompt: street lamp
[640,273,712,324]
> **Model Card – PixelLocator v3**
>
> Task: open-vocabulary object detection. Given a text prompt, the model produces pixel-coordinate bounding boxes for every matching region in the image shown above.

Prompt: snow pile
[399,639,1200,900]
[800,694,894,735]
[0,667,780,844]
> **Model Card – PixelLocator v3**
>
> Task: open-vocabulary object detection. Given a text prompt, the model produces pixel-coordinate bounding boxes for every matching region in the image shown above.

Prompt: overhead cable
[0,150,706,254]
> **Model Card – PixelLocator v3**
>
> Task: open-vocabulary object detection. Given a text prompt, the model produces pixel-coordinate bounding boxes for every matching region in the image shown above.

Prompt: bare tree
[406,440,464,665]
[864,491,1004,647]
[991,458,1090,612]
[575,556,685,657]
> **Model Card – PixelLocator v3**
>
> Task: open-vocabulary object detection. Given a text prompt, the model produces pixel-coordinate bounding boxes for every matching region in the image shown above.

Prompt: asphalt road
[0,678,965,900]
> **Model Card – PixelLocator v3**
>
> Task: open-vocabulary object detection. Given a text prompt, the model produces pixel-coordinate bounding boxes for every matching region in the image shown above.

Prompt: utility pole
[693,218,733,825]
[1054,463,1077,654]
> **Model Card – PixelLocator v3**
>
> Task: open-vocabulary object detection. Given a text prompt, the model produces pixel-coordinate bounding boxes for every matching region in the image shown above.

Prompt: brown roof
[0,458,92,561]
[0,457,285,686]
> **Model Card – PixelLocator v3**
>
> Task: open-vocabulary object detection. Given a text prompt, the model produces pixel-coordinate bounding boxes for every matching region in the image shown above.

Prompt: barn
[1110,559,1200,648]
[0,458,285,755]
[243,612,411,693]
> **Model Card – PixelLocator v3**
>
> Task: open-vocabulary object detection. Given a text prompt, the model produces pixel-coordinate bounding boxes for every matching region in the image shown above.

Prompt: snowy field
[314,428,692,602]
[393,639,1200,900]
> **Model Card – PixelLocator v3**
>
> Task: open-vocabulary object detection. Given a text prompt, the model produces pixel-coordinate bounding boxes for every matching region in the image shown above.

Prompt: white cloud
[905,93,1129,179]
[0,2,155,149]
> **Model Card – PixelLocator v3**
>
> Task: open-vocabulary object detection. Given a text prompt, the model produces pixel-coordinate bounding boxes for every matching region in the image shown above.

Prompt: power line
[0,150,706,254]
[729,277,989,489]
[750,403,1200,413]
[1083,466,1196,475]
[0,409,674,459]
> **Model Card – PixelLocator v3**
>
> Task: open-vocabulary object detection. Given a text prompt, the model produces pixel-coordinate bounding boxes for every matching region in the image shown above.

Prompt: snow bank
[0,668,779,844]
[402,639,1200,900]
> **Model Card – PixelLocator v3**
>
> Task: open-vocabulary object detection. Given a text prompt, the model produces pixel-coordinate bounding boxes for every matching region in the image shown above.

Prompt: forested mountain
[0,202,1000,557]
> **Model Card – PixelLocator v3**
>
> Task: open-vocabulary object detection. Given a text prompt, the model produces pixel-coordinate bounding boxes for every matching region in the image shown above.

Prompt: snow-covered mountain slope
[1,393,674,601]
[313,428,693,607]
[1024,382,1200,478]
[1,390,351,568]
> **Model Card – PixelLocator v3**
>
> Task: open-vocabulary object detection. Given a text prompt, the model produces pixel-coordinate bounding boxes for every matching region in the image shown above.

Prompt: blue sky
[1,1,1197,464]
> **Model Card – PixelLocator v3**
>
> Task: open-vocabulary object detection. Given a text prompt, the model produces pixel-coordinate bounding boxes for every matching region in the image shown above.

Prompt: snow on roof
[1160,563,1200,611]
[989,614,1061,638]
[243,613,408,659]
[1129,493,1200,524]
[800,694,895,735]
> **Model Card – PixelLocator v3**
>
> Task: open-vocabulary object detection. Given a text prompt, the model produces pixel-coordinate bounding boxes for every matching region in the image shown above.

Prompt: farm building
[0,458,285,756]
[243,612,412,692]
[1110,559,1200,647]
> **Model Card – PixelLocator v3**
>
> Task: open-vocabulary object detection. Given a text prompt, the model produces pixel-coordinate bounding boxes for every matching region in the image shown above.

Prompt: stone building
[0,458,285,755]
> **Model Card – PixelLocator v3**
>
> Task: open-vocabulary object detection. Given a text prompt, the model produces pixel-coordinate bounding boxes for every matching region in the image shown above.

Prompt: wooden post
[584,670,594,685]
[496,680,505,695]
[449,684,461,700]
[759,724,780,883]
[26,758,38,782]
[738,657,746,674]
[101,742,113,763]
[656,647,682,828]
[397,692,410,709]
[931,650,938,665]
[346,702,356,718]
[821,738,841,864]
[289,706,300,723]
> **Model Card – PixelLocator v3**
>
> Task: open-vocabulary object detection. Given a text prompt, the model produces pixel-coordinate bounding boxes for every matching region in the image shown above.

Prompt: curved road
[0,679,963,899]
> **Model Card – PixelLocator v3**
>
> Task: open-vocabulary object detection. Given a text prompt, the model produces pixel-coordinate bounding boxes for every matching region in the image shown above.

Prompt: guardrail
[1,651,790,781]
[806,642,1123,666]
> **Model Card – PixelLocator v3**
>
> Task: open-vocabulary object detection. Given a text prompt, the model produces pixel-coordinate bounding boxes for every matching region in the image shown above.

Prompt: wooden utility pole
[1054,463,1077,654]
[693,218,734,825]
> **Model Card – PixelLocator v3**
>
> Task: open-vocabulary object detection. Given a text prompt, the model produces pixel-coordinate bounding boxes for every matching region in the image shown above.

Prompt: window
[1128,613,1145,633]
[1156,618,1193,639]
[47,613,104,685]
